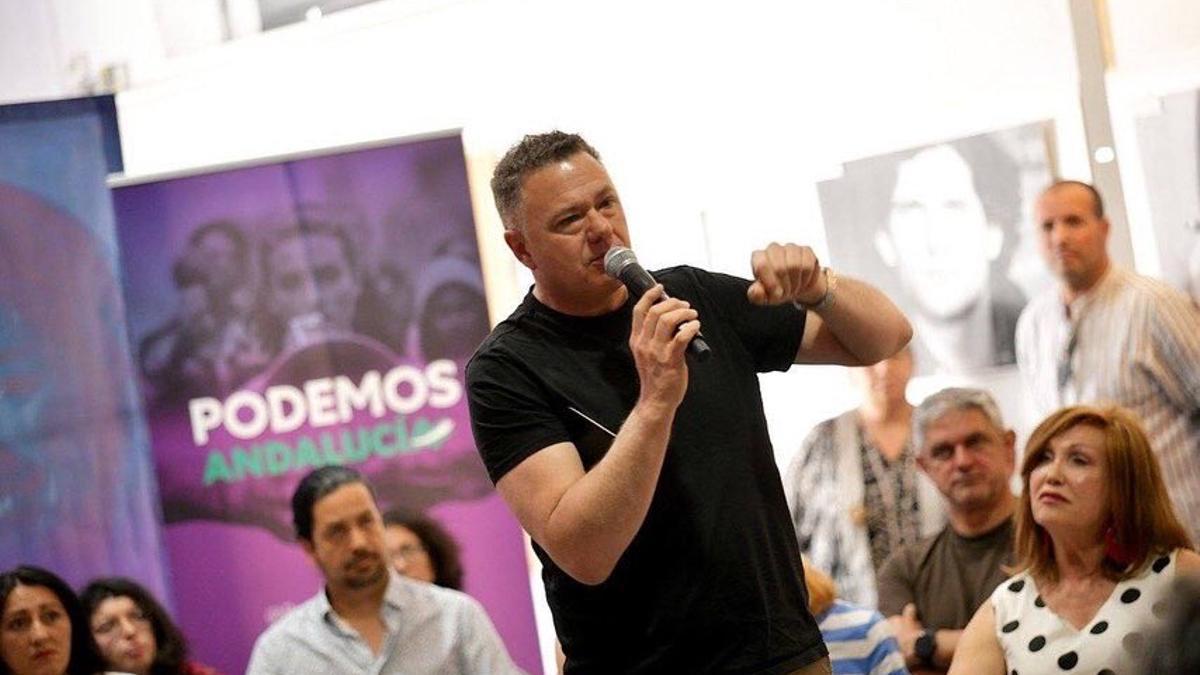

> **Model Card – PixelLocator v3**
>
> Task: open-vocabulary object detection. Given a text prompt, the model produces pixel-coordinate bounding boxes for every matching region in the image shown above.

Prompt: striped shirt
[245,572,523,675]
[816,601,909,675]
[1016,265,1200,543]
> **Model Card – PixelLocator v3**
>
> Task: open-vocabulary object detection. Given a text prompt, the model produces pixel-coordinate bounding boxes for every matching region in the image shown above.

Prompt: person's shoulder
[1017,288,1060,326]
[252,593,324,647]
[884,528,943,575]
[793,412,852,465]
[397,576,483,611]
[466,308,537,385]
[1122,269,1198,309]
[470,300,535,362]
[396,578,495,631]
[988,568,1033,604]
[1172,547,1200,575]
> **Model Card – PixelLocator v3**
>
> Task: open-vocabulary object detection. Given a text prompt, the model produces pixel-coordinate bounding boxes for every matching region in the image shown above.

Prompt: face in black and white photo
[819,124,1052,375]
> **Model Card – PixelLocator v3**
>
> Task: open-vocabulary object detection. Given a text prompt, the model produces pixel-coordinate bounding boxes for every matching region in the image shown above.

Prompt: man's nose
[1048,221,1071,247]
[584,209,614,244]
[952,444,977,468]
[348,525,371,551]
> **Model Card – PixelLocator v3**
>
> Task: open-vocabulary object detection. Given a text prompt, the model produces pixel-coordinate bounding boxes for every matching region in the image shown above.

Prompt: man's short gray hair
[912,387,1006,453]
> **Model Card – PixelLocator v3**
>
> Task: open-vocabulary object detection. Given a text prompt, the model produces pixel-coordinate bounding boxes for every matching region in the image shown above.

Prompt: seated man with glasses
[875,388,1017,674]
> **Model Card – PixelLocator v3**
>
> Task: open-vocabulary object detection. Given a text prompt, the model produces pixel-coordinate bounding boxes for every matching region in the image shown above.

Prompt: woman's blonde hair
[1014,405,1192,582]
[800,556,836,616]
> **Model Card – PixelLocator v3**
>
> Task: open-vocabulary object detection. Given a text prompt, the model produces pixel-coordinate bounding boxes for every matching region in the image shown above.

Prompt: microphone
[604,246,712,362]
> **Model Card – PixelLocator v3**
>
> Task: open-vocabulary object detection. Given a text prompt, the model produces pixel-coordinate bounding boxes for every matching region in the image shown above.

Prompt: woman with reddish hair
[950,405,1199,674]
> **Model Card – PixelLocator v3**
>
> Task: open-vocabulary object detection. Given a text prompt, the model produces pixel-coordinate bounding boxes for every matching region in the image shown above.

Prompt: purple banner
[112,134,540,674]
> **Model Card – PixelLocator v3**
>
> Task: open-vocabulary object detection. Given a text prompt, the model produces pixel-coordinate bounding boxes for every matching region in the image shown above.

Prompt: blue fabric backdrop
[0,95,168,599]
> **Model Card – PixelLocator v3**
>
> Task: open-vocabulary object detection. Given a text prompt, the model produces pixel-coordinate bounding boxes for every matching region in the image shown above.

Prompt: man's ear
[504,228,536,271]
[1003,429,1018,470]
[915,452,929,475]
[301,538,317,565]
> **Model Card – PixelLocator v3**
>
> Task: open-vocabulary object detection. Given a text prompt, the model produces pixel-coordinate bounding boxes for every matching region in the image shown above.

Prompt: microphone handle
[621,267,712,362]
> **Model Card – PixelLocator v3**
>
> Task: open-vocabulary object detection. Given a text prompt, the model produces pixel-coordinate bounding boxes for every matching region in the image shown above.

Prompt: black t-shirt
[467,266,828,674]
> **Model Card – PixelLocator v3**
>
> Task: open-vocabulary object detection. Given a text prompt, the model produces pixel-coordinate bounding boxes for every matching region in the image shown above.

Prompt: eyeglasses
[391,543,427,561]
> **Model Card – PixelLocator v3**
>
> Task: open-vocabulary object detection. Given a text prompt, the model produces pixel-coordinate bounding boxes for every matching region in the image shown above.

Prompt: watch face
[916,632,936,662]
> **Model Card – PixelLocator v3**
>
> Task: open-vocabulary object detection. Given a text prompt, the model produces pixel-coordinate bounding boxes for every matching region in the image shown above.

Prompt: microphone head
[603,246,638,279]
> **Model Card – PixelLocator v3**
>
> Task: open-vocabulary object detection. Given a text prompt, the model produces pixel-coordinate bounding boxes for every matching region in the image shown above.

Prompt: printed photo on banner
[115,135,493,530]
[1134,88,1200,304]
[817,122,1056,376]
[112,134,541,674]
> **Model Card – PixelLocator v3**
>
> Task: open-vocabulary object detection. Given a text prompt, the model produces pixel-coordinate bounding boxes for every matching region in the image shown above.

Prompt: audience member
[950,405,1200,674]
[382,511,464,590]
[1016,180,1200,543]
[245,466,521,674]
[784,346,944,606]
[876,388,1016,673]
[802,558,908,675]
[80,577,217,675]
[0,566,103,675]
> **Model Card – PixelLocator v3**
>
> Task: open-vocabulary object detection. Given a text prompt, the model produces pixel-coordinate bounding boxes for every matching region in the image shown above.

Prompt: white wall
[103,0,1093,447]
[0,0,165,102]
[1105,0,1200,278]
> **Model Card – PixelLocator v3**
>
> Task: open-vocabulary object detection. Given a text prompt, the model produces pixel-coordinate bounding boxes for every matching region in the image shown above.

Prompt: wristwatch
[914,630,936,667]
[793,267,837,312]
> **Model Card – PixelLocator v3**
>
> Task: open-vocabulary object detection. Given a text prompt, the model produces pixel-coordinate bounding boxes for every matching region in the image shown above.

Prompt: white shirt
[1016,265,1200,543]
[246,572,524,675]
[991,549,1181,675]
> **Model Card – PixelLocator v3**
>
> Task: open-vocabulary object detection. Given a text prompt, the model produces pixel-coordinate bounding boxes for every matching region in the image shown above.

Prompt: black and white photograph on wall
[818,122,1056,376]
[1134,88,1200,305]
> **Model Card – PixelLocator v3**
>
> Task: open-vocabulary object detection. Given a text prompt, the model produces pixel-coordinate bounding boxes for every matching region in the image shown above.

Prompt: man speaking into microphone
[466,131,912,674]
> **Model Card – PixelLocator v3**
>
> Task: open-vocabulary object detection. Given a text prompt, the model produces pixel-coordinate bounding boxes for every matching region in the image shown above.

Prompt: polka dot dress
[991,549,1178,674]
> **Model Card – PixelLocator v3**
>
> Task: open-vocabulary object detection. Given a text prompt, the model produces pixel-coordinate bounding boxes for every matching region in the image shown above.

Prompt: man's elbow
[536,526,619,586]
[858,316,913,365]
[892,317,914,355]
[556,551,617,586]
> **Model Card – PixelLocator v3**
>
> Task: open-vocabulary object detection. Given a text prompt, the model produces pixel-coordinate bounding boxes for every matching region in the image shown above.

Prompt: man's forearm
[541,400,677,584]
[814,275,912,363]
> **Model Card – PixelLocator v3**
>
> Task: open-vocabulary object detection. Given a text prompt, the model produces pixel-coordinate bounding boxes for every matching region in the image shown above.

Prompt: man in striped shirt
[1016,180,1200,543]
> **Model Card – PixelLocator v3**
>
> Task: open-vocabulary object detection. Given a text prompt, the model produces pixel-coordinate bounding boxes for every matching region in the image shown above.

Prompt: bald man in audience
[1015,180,1200,543]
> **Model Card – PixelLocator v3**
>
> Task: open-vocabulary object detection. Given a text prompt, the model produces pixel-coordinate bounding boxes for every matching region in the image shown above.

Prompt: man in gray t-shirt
[876,388,1016,674]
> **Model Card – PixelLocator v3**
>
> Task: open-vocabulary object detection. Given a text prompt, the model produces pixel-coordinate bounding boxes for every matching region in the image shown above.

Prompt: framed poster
[818,122,1056,375]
